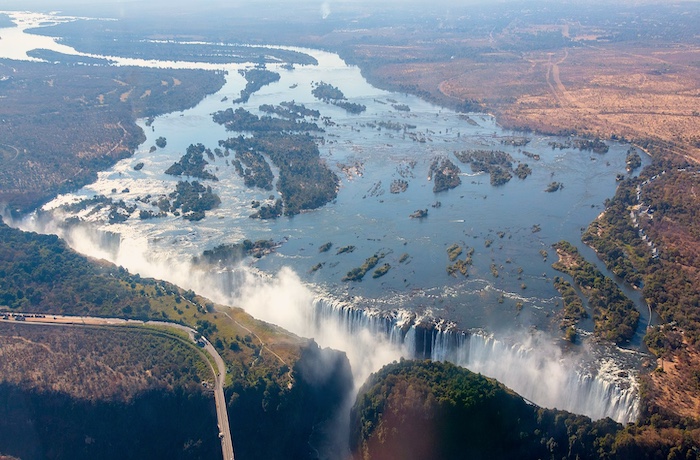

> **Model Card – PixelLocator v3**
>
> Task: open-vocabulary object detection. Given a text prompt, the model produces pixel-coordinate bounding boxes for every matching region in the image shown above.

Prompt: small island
[446,258,470,277]
[446,243,463,261]
[454,149,519,186]
[429,158,461,192]
[233,68,281,104]
[573,137,609,154]
[514,163,532,179]
[336,245,356,255]
[212,107,322,133]
[545,181,563,192]
[552,240,639,344]
[168,180,221,221]
[372,263,391,278]
[249,199,283,219]
[343,254,383,281]
[390,179,408,194]
[194,239,277,266]
[309,262,324,273]
[626,148,642,172]
[219,133,338,217]
[165,143,218,181]
[259,101,321,120]
[311,81,367,114]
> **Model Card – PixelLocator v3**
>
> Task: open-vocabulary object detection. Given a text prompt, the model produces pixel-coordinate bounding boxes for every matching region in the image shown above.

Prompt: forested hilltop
[351,360,700,460]
[0,219,352,459]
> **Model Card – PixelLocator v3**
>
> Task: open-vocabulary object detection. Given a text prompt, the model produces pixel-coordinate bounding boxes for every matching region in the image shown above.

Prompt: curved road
[0,313,235,460]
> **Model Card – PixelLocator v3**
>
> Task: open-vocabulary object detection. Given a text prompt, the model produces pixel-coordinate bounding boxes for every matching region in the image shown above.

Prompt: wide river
[3,11,650,423]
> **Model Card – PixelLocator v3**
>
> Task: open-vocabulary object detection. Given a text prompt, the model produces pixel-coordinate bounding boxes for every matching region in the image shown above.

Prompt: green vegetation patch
[410,209,428,219]
[233,147,274,190]
[168,181,221,221]
[219,133,338,216]
[309,262,324,273]
[250,199,283,219]
[233,68,280,103]
[626,148,642,172]
[372,263,391,278]
[390,179,408,194]
[343,254,383,281]
[582,179,648,287]
[0,218,160,318]
[553,276,588,330]
[213,107,322,133]
[446,258,470,277]
[349,360,641,460]
[552,241,639,344]
[194,239,277,267]
[311,81,366,114]
[573,138,609,154]
[335,245,356,255]
[165,143,218,181]
[545,181,563,192]
[260,101,321,120]
[446,243,463,261]
[454,149,518,186]
[311,81,345,101]
[429,158,461,192]
[514,163,532,179]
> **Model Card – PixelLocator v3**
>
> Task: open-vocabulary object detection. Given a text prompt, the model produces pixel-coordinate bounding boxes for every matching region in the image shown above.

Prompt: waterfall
[309,298,640,424]
[9,214,640,425]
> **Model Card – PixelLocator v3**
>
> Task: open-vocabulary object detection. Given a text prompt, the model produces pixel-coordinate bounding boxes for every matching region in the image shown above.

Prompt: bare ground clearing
[365,44,700,163]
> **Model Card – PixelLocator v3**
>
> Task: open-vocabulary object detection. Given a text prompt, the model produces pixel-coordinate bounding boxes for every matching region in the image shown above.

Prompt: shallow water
[4,11,651,422]
[73,45,647,336]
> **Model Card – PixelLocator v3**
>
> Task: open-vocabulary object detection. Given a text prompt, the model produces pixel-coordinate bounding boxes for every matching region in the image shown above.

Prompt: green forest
[220,133,338,216]
[165,143,219,181]
[552,241,639,344]
[583,159,700,347]
[350,360,700,460]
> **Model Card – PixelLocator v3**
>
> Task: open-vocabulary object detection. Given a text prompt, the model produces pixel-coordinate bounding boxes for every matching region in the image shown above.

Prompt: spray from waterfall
[320,2,331,20]
[12,212,639,424]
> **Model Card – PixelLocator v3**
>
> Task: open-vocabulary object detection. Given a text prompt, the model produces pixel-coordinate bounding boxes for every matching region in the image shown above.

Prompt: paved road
[0,313,235,460]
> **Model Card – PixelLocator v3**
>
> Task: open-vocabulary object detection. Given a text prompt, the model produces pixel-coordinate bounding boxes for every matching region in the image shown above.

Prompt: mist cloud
[320,1,331,19]
[9,210,639,423]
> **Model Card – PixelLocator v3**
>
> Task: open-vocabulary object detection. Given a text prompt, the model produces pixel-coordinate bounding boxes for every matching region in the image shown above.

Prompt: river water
[2,11,650,423]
